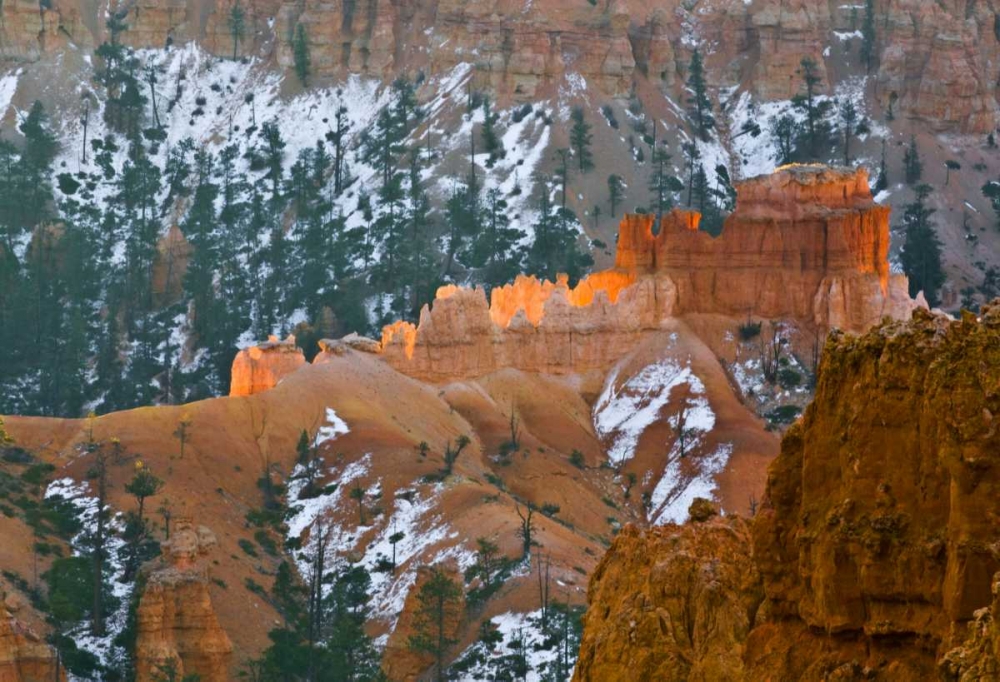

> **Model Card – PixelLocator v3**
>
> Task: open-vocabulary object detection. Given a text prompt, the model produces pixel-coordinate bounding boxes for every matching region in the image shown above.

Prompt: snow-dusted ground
[593,352,713,467]
[451,609,576,681]
[284,410,475,635]
[44,478,130,680]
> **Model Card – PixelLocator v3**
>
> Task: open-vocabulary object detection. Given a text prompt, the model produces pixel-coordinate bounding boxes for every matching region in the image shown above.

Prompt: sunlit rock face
[135,520,233,682]
[228,335,306,397]
[379,165,918,382]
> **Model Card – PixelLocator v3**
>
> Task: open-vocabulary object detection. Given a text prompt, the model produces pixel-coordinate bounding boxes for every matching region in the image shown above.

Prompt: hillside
[0,0,998,416]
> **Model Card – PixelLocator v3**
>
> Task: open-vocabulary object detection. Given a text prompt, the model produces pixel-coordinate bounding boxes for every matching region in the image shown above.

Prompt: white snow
[593,355,713,466]
[649,443,732,524]
[313,407,350,446]
[452,609,575,681]
[44,478,130,677]
[0,70,20,121]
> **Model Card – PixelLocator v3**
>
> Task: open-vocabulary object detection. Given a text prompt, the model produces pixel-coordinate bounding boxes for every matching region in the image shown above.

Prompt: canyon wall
[2,0,998,132]
[575,304,1000,680]
[134,520,233,682]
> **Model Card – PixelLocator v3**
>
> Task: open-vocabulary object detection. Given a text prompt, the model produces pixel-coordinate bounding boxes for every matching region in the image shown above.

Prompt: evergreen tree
[607,174,625,217]
[903,135,923,186]
[873,139,888,193]
[229,1,246,60]
[408,568,463,682]
[481,96,503,166]
[649,143,682,216]
[326,97,351,195]
[792,58,835,161]
[293,24,311,88]
[900,184,946,307]
[468,188,522,289]
[860,0,876,72]
[686,48,715,140]
[523,187,594,284]
[770,113,797,166]
[569,106,594,172]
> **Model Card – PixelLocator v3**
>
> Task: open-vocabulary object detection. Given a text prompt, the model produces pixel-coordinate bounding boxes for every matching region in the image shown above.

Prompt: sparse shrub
[739,320,762,341]
[569,450,585,469]
[778,367,802,389]
[238,538,258,558]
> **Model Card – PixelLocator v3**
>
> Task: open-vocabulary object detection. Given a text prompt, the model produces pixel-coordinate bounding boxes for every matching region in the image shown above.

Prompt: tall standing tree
[293,24,311,87]
[607,174,625,217]
[904,135,923,186]
[900,184,946,307]
[792,58,835,161]
[860,0,876,72]
[408,568,463,682]
[649,143,682,216]
[228,1,246,60]
[569,106,594,172]
[686,48,715,140]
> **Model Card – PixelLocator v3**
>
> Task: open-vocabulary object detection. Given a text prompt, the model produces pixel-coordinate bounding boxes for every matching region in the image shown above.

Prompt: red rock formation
[380,165,918,382]
[229,335,306,396]
[0,589,64,682]
[135,520,233,682]
[573,503,761,682]
[748,304,1000,678]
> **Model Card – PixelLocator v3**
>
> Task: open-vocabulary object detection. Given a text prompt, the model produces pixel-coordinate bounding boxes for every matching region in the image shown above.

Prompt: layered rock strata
[748,304,1000,678]
[4,0,997,132]
[377,165,916,382]
[134,520,233,682]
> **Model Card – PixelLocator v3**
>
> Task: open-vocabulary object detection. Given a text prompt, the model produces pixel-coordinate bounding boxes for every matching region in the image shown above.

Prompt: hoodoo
[374,165,919,383]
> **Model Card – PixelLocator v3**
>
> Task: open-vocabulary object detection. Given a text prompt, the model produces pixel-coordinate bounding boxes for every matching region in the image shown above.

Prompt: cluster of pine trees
[0,14,596,418]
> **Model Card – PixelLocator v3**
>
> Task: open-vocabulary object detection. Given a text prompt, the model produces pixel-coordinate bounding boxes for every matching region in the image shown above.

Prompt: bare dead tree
[536,553,551,628]
[759,321,787,384]
[515,502,535,558]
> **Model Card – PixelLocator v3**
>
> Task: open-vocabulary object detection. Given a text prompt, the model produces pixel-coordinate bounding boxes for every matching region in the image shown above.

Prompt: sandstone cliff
[573,502,760,682]
[0,588,63,682]
[229,335,305,396]
[134,519,233,682]
[3,0,997,132]
[748,303,1000,678]
[575,304,1000,680]
[377,165,917,383]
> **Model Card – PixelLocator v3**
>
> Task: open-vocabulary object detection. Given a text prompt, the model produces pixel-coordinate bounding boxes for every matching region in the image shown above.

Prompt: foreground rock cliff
[0,587,64,682]
[576,303,1000,680]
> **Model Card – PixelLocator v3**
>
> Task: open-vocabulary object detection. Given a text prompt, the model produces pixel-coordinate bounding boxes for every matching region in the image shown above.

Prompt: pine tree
[860,0,876,72]
[903,135,922,186]
[469,188,522,289]
[770,113,797,166]
[840,99,858,166]
[481,96,502,166]
[228,2,246,59]
[326,97,351,195]
[682,141,701,207]
[649,143,683,216]
[569,106,594,172]
[408,568,463,682]
[686,48,715,140]
[792,58,835,161]
[293,24,311,87]
[900,184,945,307]
[523,188,594,284]
[873,139,888,193]
[607,174,625,216]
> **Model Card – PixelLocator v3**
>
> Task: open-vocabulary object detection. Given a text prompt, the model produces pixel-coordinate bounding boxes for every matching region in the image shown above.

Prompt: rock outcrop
[135,520,233,682]
[3,0,997,132]
[575,305,1000,679]
[379,165,918,382]
[229,335,305,396]
[748,304,1000,678]
[0,588,64,682]
[573,501,761,682]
